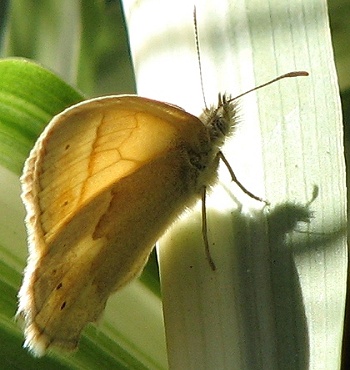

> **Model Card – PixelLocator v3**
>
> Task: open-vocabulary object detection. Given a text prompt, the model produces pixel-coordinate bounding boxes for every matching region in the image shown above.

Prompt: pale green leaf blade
[123,0,347,369]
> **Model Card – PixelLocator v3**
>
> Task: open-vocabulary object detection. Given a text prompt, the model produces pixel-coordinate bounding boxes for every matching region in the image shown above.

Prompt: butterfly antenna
[193,6,208,110]
[227,71,309,103]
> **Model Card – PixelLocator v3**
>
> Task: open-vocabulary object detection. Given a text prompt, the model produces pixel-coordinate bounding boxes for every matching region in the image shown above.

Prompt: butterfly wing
[18,95,214,356]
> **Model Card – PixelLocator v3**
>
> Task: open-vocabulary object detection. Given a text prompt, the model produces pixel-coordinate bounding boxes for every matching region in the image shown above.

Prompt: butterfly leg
[201,186,216,271]
[218,151,269,205]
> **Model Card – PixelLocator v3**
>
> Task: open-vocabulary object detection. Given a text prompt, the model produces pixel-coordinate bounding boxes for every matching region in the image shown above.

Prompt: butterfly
[17,68,307,356]
[16,3,308,356]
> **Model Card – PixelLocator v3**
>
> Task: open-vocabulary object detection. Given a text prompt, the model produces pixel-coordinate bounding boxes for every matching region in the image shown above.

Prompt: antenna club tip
[286,71,309,77]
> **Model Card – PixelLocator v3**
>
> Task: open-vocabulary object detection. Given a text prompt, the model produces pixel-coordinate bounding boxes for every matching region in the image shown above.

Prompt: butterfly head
[200,93,239,148]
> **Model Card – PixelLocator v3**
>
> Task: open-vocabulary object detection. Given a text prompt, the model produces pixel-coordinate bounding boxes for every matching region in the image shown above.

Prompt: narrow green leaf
[0,58,83,174]
[123,0,347,369]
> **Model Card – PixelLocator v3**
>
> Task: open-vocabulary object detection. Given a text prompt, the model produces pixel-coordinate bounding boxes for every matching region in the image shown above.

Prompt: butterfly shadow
[217,198,346,370]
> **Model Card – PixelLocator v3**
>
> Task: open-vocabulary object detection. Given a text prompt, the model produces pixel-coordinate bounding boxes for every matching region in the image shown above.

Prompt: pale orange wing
[18,95,212,356]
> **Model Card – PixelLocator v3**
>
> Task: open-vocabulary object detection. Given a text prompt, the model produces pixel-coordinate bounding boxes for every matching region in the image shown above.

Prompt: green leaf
[0,0,165,368]
[2,0,135,96]
[0,58,83,174]
[123,0,347,369]
[0,58,165,368]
